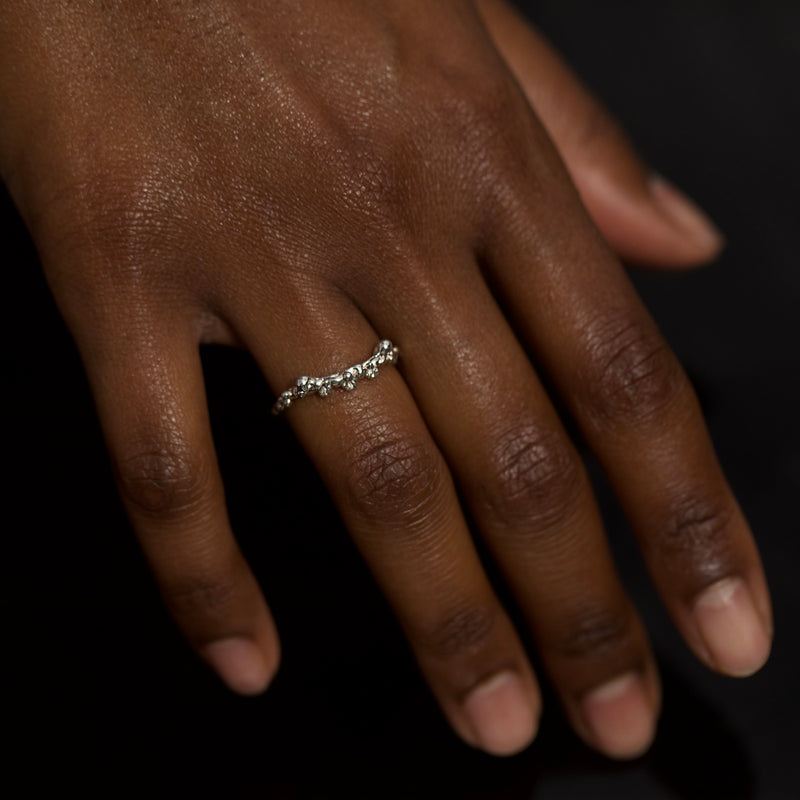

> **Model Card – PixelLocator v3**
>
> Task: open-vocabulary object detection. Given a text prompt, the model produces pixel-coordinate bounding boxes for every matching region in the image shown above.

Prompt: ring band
[272,340,399,415]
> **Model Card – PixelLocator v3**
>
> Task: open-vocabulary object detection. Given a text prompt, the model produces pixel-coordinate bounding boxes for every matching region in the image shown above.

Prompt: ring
[272,340,400,415]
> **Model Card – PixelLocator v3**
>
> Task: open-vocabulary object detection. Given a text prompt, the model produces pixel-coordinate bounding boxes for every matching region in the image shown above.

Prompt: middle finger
[360,248,661,759]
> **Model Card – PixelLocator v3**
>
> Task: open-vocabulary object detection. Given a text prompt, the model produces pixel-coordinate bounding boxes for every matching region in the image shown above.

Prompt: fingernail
[693,577,772,677]
[649,174,725,252]
[463,671,538,756]
[581,672,655,759]
[202,637,271,695]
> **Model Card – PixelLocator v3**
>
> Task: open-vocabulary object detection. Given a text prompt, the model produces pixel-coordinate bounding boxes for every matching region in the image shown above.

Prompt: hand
[0,0,770,759]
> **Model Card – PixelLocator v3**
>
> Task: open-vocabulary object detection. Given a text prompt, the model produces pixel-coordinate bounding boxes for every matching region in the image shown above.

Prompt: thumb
[478,0,724,268]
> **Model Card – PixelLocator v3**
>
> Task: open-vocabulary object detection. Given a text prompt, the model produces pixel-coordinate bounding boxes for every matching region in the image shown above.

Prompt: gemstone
[342,370,358,390]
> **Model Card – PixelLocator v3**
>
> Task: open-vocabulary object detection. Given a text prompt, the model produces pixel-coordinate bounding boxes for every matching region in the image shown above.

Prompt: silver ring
[272,340,399,415]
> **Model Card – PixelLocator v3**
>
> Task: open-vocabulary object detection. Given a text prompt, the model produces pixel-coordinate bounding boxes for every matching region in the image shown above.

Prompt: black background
[3,2,799,797]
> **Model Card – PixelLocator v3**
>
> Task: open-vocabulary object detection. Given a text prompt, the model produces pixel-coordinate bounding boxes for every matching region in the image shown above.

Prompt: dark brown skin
[0,0,770,758]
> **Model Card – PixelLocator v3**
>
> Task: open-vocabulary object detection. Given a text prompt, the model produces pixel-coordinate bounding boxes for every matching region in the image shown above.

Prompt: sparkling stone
[342,370,358,391]
[318,381,331,397]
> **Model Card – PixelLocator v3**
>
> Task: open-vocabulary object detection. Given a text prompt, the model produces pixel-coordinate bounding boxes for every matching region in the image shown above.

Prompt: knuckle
[51,158,195,293]
[62,162,169,245]
[555,606,636,663]
[357,83,526,221]
[449,84,538,190]
[334,138,412,228]
[654,490,737,574]
[455,80,519,147]
[419,603,498,660]
[343,418,447,531]
[483,423,584,534]
[580,311,684,424]
[117,442,208,520]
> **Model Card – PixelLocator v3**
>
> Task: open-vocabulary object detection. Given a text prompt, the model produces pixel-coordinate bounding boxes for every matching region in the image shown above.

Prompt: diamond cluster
[272,340,399,415]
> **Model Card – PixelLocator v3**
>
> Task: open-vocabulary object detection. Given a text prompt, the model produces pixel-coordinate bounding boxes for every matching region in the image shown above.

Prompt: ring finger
[241,293,541,756]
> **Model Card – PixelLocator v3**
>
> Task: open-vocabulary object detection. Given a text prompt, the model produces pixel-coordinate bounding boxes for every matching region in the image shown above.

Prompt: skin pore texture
[0,0,769,759]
